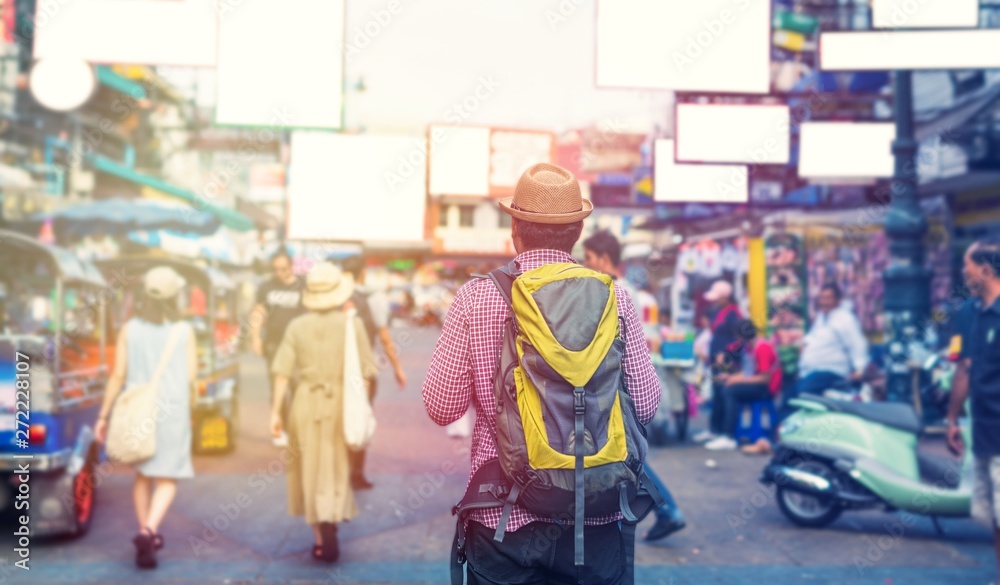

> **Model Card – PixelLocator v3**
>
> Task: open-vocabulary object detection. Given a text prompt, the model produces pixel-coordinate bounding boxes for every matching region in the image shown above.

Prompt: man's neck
[279,275,297,286]
[983,281,1000,309]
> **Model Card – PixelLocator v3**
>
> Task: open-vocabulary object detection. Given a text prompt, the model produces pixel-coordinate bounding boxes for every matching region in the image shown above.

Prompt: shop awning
[91,157,254,232]
[916,80,1000,141]
[95,66,147,99]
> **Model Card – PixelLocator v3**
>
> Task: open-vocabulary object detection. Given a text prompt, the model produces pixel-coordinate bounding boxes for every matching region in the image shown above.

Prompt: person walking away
[693,280,742,443]
[793,283,869,401]
[95,267,197,569]
[340,254,407,489]
[424,164,661,584]
[268,262,375,563]
[704,320,782,452]
[251,249,305,447]
[583,230,687,542]
[947,237,1000,579]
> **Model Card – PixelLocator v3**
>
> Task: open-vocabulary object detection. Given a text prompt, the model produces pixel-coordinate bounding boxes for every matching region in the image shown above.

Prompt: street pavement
[1,324,995,584]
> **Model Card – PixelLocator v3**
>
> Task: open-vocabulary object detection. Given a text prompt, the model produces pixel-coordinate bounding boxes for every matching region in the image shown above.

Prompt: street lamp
[882,70,932,404]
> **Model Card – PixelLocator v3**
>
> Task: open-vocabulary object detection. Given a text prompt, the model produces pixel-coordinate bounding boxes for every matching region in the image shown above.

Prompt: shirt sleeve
[837,311,870,373]
[617,286,661,425]
[421,283,475,426]
[270,318,297,378]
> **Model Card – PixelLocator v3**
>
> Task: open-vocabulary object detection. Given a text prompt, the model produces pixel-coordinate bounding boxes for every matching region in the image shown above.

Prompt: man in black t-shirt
[948,237,1000,575]
[251,249,305,447]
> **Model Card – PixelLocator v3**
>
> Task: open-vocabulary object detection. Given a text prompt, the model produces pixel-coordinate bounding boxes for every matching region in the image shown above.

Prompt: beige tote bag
[106,324,185,465]
[343,309,376,451]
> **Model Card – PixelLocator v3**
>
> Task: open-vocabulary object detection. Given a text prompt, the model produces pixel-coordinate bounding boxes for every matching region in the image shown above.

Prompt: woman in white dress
[95,266,197,569]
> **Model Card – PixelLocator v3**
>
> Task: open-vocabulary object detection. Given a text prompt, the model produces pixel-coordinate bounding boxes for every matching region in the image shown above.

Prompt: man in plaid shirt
[422,163,660,584]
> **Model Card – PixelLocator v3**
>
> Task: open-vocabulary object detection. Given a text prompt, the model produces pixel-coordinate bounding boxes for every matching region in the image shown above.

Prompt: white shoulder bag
[343,308,376,451]
[106,324,185,465]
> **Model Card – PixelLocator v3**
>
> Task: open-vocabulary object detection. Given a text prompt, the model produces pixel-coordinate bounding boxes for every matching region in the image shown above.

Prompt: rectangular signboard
[821,30,1000,71]
[872,0,979,29]
[33,0,217,66]
[798,122,895,179]
[654,139,748,203]
[287,132,427,242]
[596,0,771,93]
[215,0,345,128]
[676,103,790,164]
[428,126,491,197]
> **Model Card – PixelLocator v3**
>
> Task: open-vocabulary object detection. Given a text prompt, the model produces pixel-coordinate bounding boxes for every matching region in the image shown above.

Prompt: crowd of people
[88,161,1000,582]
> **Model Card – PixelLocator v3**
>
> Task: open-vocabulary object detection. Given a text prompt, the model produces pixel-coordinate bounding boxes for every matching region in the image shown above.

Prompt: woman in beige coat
[269,261,375,563]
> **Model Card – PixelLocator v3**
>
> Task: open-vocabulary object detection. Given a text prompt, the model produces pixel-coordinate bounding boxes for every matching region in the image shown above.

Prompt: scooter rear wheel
[776,460,843,528]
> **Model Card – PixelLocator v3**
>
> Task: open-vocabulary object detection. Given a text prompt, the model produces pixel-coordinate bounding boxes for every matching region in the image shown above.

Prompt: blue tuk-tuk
[0,229,109,537]
[96,255,241,455]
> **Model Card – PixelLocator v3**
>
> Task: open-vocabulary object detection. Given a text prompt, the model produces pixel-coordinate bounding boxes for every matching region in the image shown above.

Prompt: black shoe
[133,532,158,569]
[644,516,686,542]
[351,475,374,490]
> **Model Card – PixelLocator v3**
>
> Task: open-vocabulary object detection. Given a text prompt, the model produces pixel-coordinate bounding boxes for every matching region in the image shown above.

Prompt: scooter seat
[798,394,922,434]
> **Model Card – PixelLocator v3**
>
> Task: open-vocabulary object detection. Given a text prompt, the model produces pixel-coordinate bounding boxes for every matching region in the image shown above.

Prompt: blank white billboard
[654,139,748,203]
[33,0,216,66]
[873,0,979,29]
[676,104,790,164]
[798,123,895,179]
[428,126,491,196]
[596,0,771,93]
[821,30,1000,71]
[215,0,344,128]
[287,132,427,242]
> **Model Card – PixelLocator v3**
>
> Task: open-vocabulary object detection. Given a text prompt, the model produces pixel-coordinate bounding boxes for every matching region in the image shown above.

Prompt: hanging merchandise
[672,236,749,331]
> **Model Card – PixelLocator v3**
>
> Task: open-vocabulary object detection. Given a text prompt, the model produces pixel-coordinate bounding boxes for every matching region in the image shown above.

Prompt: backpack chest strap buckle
[573,387,586,414]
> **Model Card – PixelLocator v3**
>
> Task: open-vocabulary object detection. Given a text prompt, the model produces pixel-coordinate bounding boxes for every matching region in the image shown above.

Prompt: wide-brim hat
[302,261,355,311]
[498,163,593,225]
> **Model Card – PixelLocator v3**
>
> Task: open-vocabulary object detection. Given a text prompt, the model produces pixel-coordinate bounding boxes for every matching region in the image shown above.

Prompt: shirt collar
[513,249,578,273]
[984,296,1000,315]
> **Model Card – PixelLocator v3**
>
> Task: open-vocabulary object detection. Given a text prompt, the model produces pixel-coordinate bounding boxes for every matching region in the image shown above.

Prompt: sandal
[133,530,158,569]
[318,523,339,563]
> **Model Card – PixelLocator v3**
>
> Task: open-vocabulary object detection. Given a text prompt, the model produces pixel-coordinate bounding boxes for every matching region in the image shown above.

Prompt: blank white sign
[215,0,344,128]
[872,0,979,29]
[654,139,748,203]
[428,126,491,196]
[821,30,1000,71]
[33,0,216,66]
[798,123,895,179]
[676,104,790,164]
[596,0,771,93]
[287,132,427,242]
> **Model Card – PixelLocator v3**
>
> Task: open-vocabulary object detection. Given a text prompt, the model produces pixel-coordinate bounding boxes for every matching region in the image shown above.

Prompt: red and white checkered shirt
[421,249,661,532]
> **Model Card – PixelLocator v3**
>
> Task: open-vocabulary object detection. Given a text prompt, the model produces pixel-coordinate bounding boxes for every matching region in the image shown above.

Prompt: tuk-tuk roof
[96,255,236,292]
[0,229,108,288]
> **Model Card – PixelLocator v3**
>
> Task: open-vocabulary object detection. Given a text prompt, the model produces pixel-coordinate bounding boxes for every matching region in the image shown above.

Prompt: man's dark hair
[134,292,180,325]
[270,248,292,264]
[340,254,365,279]
[970,236,1000,278]
[820,282,842,300]
[737,318,758,342]
[582,230,622,267]
[513,218,584,254]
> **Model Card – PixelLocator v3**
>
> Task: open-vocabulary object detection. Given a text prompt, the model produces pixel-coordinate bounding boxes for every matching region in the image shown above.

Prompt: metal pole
[883,70,931,404]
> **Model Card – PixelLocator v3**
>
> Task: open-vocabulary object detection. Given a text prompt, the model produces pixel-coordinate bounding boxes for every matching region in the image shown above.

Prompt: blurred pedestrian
[251,249,305,447]
[268,262,376,563]
[704,319,781,452]
[340,254,407,489]
[583,230,686,542]
[793,283,869,400]
[947,237,1000,576]
[95,266,197,569]
[423,164,661,583]
[693,280,742,444]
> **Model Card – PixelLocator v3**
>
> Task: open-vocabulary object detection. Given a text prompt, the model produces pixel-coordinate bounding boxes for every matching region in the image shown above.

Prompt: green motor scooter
[760,357,972,529]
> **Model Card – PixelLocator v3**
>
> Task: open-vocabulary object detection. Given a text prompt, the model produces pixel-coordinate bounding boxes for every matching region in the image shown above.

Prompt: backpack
[450,261,663,583]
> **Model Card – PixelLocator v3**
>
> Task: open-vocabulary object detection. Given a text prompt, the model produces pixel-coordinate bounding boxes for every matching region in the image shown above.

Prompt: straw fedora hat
[302,261,355,311]
[498,163,593,224]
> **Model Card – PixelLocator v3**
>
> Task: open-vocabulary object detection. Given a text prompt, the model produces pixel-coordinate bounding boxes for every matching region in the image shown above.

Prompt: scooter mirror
[923,354,941,371]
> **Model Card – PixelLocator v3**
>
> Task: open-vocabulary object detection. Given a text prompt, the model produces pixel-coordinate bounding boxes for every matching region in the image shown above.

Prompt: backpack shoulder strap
[486,261,518,309]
